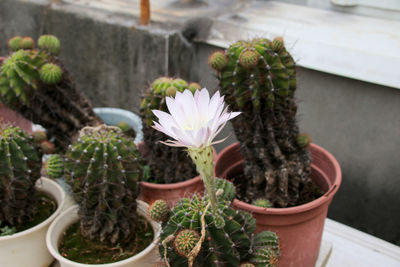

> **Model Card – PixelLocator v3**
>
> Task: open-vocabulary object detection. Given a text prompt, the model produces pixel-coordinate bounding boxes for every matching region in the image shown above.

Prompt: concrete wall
[1,0,399,246]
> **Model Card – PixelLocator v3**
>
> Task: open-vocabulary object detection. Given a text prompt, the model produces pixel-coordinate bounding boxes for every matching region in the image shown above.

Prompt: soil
[59,215,154,264]
[0,192,57,236]
[123,128,136,140]
[227,170,325,208]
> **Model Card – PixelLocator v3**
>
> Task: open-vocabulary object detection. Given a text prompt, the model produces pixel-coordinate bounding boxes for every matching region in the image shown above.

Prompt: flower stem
[188,146,225,228]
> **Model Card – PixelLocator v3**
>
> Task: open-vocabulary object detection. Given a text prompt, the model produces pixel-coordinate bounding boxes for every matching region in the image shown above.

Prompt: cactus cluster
[155,180,280,267]
[209,37,312,208]
[64,125,144,244]
[140,77,201,184]
[0,124,42,226]
[0,35,102,150]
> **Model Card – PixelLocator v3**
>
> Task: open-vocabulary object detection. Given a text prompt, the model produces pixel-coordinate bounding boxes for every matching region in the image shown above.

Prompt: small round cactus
[149,199,170,222]
[239,263,255,267]
[44,154,64,179]
[253,198,272,208]
[250,231,280,267]
[173,229,200,257]
[40,140,55,154]
[32,130,47,143]
[8,36,22,51]
[39,63,63,85]
[239,49,260,69]
[38,35,61,55]
[20,37,35,49]
[296,133,311,148]
[188,82,201,94]
[208,50,228,72]
[116,121,131,133]
[271,36,284,53]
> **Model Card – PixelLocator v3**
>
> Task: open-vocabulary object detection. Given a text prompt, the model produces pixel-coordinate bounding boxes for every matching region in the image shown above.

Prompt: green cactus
[38,35,61,55]
[211,177,236,202]
[8,36,23,51]
[64,125,144,244]
[250,231,280,267]
[253,198,272,208]
[0,125,42,226]
[20,37,35,50]
[239,263,255,267]
[173,229,200,257]
[210,37,312,208]
[159,195,257,267]
[149,199,170,222]
[44,154,64,179]
[40,140,55,154]
[140,77,198,184]
[296,133,311,148]
[39,63,63,85]
[0,35,103,150]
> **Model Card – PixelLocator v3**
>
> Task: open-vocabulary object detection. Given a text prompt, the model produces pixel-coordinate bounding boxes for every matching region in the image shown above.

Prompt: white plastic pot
[94,107,143,144]
[47,200,161,267]
[0,177,66,267]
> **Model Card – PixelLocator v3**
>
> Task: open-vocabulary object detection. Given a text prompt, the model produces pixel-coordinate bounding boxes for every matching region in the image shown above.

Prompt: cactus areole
[209,37,316,208]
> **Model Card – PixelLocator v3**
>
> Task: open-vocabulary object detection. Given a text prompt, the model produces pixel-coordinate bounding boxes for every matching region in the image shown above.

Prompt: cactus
[173,229,200,257]
[32,130,47,143]
[140,77,198,183]
[20,37,34,50]
[250,231,280,267]
[209,37,312,208]
[239,263,255,267]
[64,125,144,244]
[253,198,272,208]
[0,35,103,150]
[40,140,55,154]
[44,154,64,179]
[38,35,61,55]
[159,194,257,267]
[8,36,23,51]
[149,199,170,222]
[0,124,42,226]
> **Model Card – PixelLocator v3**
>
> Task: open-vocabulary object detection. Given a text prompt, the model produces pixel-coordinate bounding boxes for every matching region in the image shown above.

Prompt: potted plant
[46,124,160,267]
[0,124,66,267]
[150,87,281,266]
[0,35,103,150]
[209,38,342,267]
[139,77,216,206]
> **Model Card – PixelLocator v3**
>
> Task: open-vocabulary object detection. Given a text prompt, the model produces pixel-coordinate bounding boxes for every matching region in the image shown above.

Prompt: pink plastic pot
[214,142,342,267]
[0,57,32,132]
[137,142,217,207]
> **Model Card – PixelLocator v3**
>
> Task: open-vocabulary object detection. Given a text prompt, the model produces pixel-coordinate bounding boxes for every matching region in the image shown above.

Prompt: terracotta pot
[0,57,32,132]
[138,142,217,207]
[214,142,342,267]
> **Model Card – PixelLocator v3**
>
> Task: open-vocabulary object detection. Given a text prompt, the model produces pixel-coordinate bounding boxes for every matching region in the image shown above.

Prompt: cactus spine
[0,125,42,226]
[209,37,312,208]
[0,35,102,150]
[140,77,198,183]
[64,125,144,244]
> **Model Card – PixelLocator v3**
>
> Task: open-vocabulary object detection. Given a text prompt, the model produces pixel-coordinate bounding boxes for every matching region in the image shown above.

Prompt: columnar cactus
[209,37,312,208]
[0,124,42,226]
[140,77,200,183]
[64,125,144,244]
[0,35,102,150]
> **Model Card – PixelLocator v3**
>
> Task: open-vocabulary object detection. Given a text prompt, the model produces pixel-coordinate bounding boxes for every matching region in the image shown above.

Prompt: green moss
[59,215,154,264]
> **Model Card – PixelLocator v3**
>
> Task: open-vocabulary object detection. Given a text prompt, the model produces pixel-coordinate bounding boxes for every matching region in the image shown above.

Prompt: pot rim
[46,200,160,267]
[140,175,201,189]
[0,177,66,241]
[218,142,342,215]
